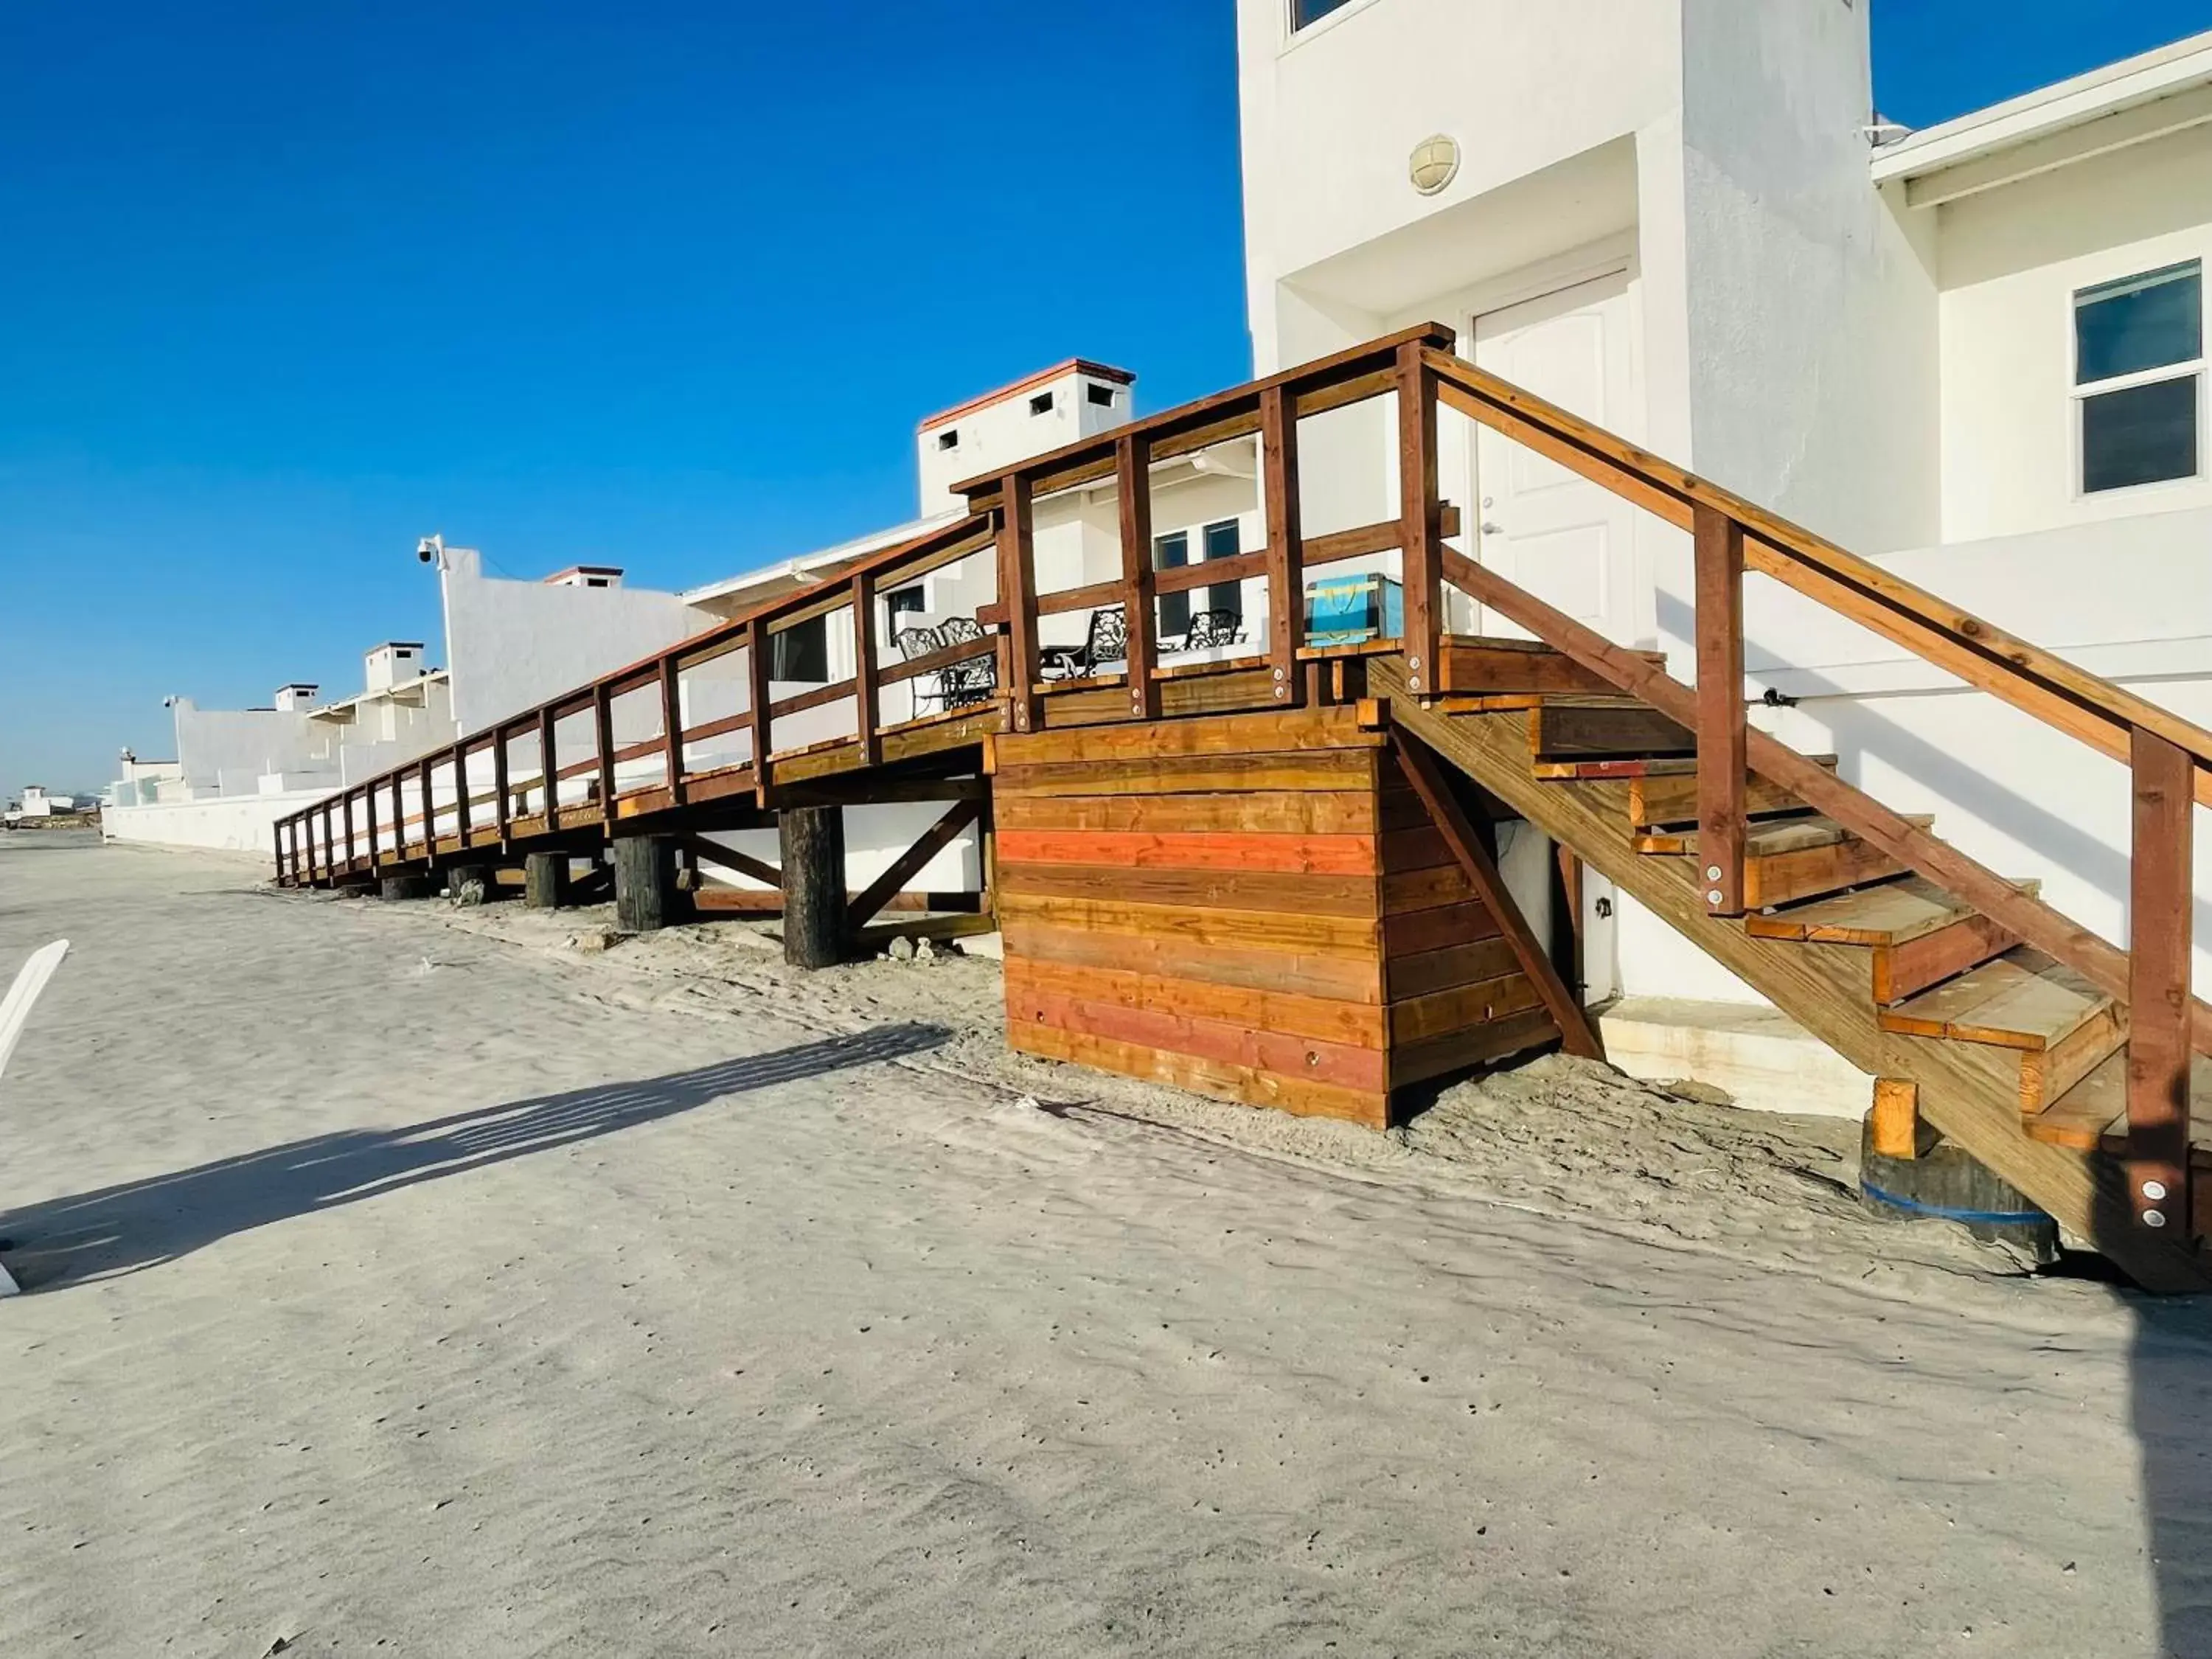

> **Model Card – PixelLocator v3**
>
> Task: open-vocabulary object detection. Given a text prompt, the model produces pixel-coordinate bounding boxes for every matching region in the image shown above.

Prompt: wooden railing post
[365,782,380,869]
[852,575,881,767]
[748,619,773,806]
[996,471,1041,734]
[1694,505,1748,917]
[338,790,355,873]
[417,757,434,856]
[594,686,616,824]
[2129,728,2195,1236]
[321,802,335,880]
[1395,341,1442,695]
[389,774,405,860]
[1262,383,1304,707]
[1116,435,1159,722]
[537,706,558,824]
[453,742,471,849]
[493,726,512,841]
[660,654,688,805]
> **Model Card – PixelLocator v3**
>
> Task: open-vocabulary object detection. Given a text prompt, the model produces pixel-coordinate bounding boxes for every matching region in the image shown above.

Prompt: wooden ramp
[271,319,2212,1290]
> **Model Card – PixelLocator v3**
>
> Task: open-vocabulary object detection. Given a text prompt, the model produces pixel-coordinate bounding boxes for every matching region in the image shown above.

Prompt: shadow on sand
[0,1022,949,1293]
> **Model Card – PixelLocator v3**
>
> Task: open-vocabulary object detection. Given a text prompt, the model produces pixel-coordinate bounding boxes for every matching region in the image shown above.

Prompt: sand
[2,833,2209,1658]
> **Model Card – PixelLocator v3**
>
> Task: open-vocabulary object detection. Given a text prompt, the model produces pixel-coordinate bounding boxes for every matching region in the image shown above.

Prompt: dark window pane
[1293,0,1355,28]
[2076,263,2201,385]
[1155,532,1191,636]
[1203,519,1244,620]
[2082,375,2199,493]
[771,614,830,681]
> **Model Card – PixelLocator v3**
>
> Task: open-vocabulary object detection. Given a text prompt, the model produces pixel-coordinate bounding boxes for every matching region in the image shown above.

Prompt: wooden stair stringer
[1370,655,2212,1293]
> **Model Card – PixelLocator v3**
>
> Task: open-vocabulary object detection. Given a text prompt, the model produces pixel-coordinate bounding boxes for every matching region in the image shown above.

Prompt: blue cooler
[1304,574,1405,646]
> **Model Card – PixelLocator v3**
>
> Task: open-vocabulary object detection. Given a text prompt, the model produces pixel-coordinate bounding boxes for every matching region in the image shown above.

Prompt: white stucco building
[1230,2,2212,1102]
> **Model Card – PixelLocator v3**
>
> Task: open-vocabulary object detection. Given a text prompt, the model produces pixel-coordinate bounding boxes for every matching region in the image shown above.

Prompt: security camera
[417,535,439,565]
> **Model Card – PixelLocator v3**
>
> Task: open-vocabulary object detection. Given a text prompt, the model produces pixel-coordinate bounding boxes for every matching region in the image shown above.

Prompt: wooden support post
[1116,434,1160,723]
[493,726,512,841]
[389,773,405,861]
[321,804,335,882]
[748,619,773,806]
[996,472,1041,736]
[380,872,435,901]
[340,791,355,872]
[1694,505,1747,917]
[613,835,691,933]
[1395,341,1442,696]
[1870,1078,1921,1161]
[1391,727,1605,1060]
[417,757,434,855]
[448,863,499,908]
[1262,383,1305,709]
[780,805,848,970]
[537,706,559,822]
[594,685,616,825]
[364,783,380,870]
[846,800,982,932]
[660,654,687,806]
[2128,727,2194,1236]
[852,573,881,768]
[524,852,572,910]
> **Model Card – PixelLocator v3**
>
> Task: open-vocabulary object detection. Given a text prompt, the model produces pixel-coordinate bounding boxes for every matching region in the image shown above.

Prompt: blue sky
[3,1,2208,799]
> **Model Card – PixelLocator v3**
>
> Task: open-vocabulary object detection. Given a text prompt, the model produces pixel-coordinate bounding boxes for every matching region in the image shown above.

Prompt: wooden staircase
[1373,655,2210,1291]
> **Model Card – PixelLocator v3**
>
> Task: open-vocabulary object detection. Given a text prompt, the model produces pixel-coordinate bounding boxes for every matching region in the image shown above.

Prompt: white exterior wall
[104,790,325,855]
[170,700,329,790]
[918,366,1132,515]
[437,547,712,734]
[1933,123,2212,541]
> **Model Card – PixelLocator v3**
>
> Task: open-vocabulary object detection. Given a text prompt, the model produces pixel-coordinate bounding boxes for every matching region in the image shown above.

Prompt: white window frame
[1283,0,1378,49]
[2071,260,2205,500]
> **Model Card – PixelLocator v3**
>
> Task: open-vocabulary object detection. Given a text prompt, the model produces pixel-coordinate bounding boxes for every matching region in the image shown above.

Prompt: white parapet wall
[102,791,325,858]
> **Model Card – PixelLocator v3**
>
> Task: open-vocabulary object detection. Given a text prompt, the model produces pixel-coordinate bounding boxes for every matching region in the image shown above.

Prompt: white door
[1469,273,1640,647]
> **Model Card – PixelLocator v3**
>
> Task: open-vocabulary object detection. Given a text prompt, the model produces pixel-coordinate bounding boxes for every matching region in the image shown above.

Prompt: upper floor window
[2076,260,2202,495]
[1292,0,1356,30]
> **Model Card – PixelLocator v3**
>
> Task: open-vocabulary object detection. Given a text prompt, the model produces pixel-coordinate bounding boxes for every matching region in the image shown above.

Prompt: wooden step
[1742,874,2031,1005]
[1879,948,2126,1113]
[1624,759,1837,830]
[1526,698,1695,762]
[1634,814,1923,911]
[1437,639,1668,698]
[2028,1049,2212,1162]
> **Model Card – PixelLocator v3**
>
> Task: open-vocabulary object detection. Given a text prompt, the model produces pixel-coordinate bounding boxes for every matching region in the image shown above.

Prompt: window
[2076,261,2202,495]
[1291,0,1356,31]
[1155,530,1192,637]
[1202,519,1245,623]
[1087,383,1116,409]
[771,614,829,683]
[886,584,925,621]
[936,429,960,451]
[1029,391,1054,416]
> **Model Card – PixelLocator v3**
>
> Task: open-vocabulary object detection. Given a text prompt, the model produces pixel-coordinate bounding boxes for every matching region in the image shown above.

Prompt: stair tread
[1642,813,1931,859]
[1745,874,2038,947]
[2029,1050,2212,1164]
[1878,947,2116,1051]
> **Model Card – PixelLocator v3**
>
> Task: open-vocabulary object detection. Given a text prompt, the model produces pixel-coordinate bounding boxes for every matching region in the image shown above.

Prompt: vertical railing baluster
[660,654,688,806]
[852,575,881,766]
[748,619,773,807]
[2129,727,2194,1237]
[1117,434,1158,722]
[1262,383,1304,707]
[996,471,1040,734]
[538,706,558,827]
[453,742,471,849]
[366,781,380,871]
[1695,505,1748,917]
[417,757,434,857]
[1395,341,1442,695]
[341,790,356,874]
[594,685,616,825]
[493,725,512,843]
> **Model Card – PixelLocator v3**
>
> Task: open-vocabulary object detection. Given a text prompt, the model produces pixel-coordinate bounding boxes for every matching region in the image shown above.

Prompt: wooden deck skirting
[996,707,1559,1128]
[271,319,2212,1287]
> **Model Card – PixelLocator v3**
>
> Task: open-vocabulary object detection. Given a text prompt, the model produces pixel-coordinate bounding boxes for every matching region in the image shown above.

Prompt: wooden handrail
[1422,347,2212,799]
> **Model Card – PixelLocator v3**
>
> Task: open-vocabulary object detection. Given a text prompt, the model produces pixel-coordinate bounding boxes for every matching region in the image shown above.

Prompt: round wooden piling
[613,835,690,933]
[524,852,571,910]
[378,874,436,901]
[779,806,847,970]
